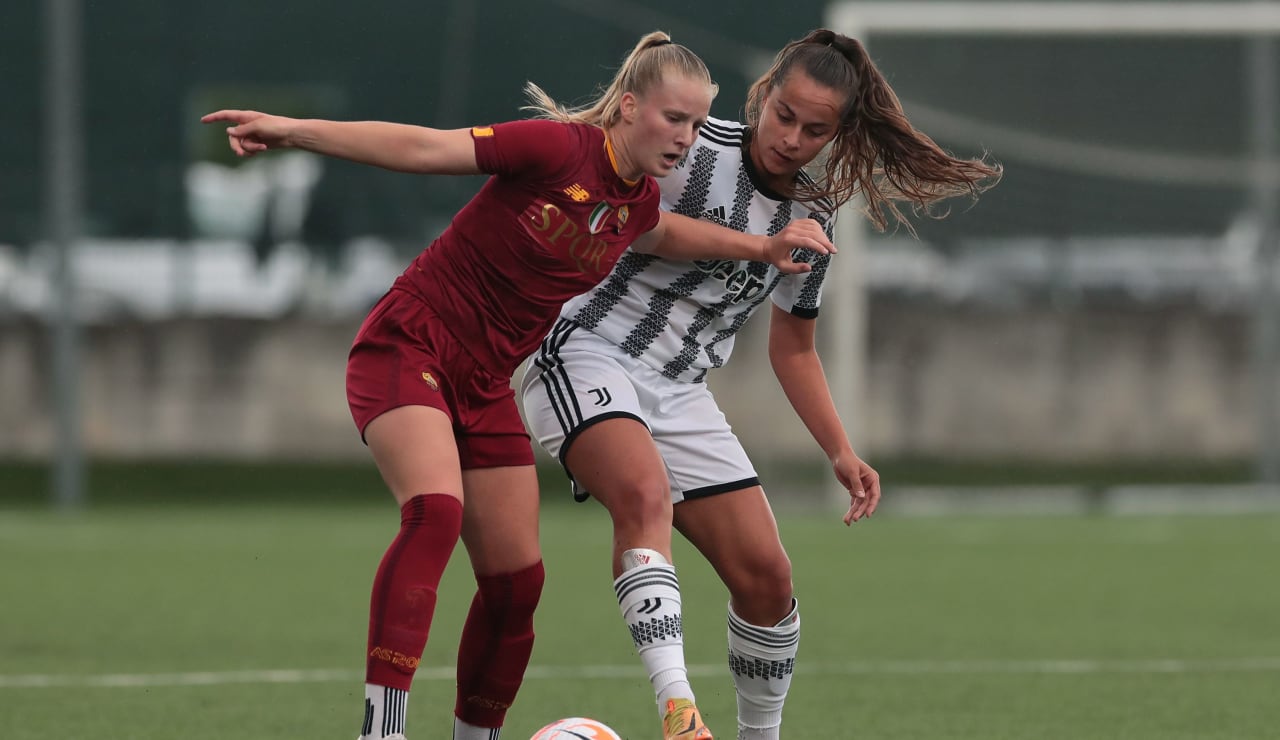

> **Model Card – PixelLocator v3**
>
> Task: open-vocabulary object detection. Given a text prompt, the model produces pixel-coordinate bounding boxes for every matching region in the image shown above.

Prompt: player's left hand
[763,219,836,275]
[833,451,880,525]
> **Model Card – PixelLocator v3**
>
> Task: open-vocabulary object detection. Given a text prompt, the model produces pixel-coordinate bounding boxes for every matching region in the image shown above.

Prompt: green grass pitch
[2,472,1278,739]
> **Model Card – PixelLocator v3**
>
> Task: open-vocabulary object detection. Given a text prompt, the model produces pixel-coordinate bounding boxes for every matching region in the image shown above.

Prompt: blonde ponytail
[523,31,716,129]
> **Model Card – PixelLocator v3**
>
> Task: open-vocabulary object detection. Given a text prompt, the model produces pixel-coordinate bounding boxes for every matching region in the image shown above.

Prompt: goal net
[762,2,1280,491]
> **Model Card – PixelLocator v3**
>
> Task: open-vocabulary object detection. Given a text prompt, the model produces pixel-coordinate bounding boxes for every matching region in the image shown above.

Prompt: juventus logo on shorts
[588,387,612,406]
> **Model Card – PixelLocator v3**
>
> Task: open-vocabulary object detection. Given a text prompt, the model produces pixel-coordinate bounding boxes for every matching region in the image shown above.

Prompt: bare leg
[675,487,798,740]
[566,418,708,737]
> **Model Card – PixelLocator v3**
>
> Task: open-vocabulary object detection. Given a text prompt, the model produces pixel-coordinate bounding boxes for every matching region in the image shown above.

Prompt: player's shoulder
[695,116,747,149]
[795,170,837,225]
[561,120,604,142]
[492,118,597,146]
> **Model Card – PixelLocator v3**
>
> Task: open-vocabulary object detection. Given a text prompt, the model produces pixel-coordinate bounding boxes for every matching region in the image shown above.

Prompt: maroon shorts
[346,287,535,469]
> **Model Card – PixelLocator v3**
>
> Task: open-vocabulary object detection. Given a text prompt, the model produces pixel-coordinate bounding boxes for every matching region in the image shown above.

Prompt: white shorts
[520,319,759,503]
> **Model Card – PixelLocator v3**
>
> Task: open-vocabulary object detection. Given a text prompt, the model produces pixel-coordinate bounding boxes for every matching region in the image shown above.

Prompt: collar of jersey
[604,133,642,188]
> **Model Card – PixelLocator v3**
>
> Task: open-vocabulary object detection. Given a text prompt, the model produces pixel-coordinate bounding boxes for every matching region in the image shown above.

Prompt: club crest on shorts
[421,372,439,391]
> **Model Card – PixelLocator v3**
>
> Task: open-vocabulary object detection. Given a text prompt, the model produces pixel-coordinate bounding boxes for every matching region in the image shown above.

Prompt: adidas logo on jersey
[702,205,727,226]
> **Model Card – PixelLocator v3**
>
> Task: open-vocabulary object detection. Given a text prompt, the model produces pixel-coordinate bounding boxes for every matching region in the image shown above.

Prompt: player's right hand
[200,110,297,157]
[762,219,836,275]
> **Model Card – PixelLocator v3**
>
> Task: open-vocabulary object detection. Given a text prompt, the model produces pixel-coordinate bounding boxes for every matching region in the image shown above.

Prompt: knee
[756,554,795,605]
[602,475,673,532]
[478,560,544,617]
[515,560,545,609]
[729,552,794,617]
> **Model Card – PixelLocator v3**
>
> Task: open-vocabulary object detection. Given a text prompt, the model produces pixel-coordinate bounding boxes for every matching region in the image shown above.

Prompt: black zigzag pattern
[701,258,772,371]
[728,652,796,680]
[661,289,730,379]
[667,196,790,379]
[794,253,830,311]
[571,251,658,329]
[661,165,761,378]
[610,146,719,358]
[629,614,684,647]
[672,147,718,218]
[619,269,707,358]
[794,214,834,311]
[728,165,753,233]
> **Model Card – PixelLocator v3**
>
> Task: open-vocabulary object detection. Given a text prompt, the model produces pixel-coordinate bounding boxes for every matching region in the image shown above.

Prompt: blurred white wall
[0,295,1258,461]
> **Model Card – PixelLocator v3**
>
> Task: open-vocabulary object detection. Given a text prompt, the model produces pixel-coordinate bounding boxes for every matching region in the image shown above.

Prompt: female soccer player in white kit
[521,29,1001,740]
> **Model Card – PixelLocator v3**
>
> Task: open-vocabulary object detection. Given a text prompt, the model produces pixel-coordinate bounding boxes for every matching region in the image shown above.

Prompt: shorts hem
[557,411,649,467]
[559,411,649,503]
[681,476,760,501]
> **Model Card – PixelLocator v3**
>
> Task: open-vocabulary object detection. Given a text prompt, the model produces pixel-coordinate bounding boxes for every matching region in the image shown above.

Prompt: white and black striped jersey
[557,116,835,383]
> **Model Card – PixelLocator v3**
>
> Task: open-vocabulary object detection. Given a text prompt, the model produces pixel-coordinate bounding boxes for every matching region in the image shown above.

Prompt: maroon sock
[454,560,546,728]
[365,493,463,691]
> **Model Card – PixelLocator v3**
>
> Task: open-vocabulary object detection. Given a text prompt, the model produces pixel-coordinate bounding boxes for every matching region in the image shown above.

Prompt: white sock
[614,548,695,712]
[453,716,502,740]
[727,600,800,740]
[360,683,408,739]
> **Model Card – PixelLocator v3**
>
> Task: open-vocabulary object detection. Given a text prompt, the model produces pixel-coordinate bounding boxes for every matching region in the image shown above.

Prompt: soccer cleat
[662,698,713,740]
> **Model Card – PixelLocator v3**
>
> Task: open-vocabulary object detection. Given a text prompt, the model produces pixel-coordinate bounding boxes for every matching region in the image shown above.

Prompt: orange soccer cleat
[662,698,713,740]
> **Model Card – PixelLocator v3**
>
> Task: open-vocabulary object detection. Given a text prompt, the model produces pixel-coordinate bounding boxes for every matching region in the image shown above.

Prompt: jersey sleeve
[470,119,576,182]
[632,180,663,235]
[770,214,835,319]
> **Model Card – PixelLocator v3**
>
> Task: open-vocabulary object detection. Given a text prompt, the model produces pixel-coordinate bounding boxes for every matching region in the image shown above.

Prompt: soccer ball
[529,716,623,740]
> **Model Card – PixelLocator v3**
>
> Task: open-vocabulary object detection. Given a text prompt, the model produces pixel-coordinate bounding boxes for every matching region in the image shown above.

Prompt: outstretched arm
[631,211,835,275]
[768,304,881,524]
[199,110,483,176]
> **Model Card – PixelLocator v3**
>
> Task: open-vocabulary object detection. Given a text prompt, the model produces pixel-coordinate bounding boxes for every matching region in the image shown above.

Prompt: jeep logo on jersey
[525,200,617,276]
[692,258,767,304]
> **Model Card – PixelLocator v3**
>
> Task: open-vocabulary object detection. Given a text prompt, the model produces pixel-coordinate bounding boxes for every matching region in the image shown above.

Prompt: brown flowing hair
[745,29,1002,232]
[523,31,717,129]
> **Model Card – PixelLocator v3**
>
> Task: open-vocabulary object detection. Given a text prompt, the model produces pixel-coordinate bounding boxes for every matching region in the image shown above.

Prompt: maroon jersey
[395,119,661,376]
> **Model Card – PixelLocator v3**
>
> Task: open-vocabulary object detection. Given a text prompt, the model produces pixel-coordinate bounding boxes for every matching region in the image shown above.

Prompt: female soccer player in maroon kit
[203,32,832,740]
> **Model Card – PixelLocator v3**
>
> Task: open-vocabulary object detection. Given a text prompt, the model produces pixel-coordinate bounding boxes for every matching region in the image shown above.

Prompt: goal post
[821,1,1280,500]
[827,2,1280,37]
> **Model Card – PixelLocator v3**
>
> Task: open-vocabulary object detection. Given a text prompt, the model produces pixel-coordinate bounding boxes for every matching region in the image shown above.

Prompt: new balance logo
[702,205,727,226]
[588,387,612,406]
[564,183,590,202]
